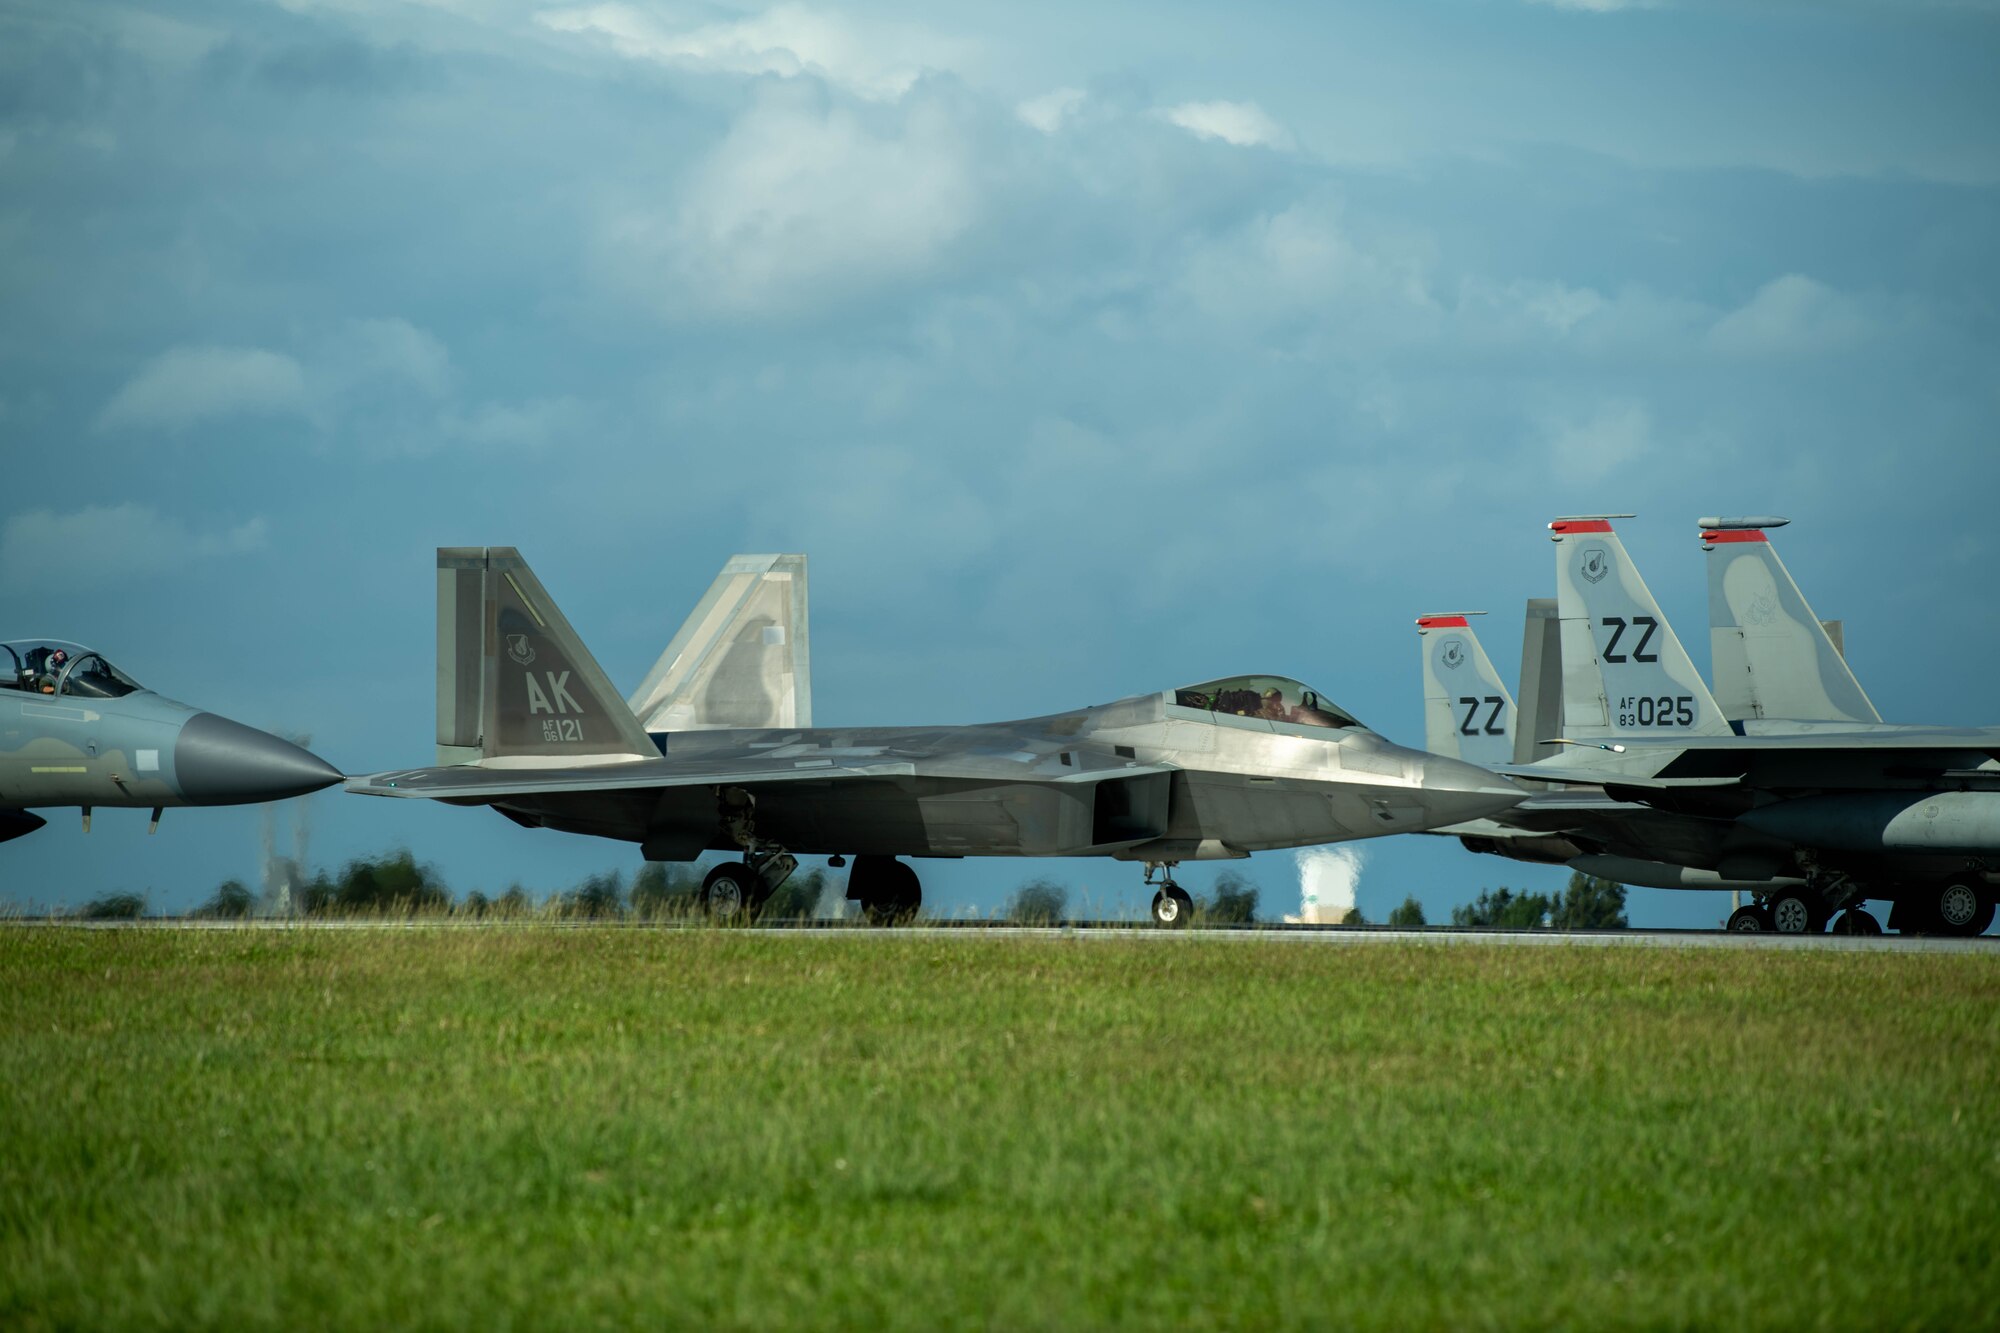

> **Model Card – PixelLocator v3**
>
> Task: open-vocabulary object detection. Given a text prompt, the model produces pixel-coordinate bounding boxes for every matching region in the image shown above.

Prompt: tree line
[62,852,1624,928]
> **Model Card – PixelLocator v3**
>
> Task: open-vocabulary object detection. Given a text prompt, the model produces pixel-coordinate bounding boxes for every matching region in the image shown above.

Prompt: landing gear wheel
[1151,887,1193,928]
[1931,882,1985,936]
[852,856,921,927]
[1727,905,1771,933]
[702,862,756,922]
[1768,892,1820,935]
[1831,908,1882,936]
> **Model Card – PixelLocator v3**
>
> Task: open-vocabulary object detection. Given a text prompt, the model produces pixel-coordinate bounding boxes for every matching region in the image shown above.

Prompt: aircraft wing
[348,748,1179,802]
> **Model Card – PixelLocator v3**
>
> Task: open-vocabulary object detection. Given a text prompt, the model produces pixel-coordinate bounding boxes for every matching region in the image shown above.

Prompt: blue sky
[4,0,1997,924]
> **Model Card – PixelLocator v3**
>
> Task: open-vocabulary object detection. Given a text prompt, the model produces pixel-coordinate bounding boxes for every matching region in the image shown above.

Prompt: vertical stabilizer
[1416,614,1516,767]
[1514,597,1564,765]
[626,554,812,733]
[436,547,657,766]
[1548,517,1730,739]
[1699,518,1881,726]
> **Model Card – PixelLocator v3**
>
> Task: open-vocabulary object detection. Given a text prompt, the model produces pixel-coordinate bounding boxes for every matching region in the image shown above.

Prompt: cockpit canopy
[0,640,143,699]
[1172,675,1363,730]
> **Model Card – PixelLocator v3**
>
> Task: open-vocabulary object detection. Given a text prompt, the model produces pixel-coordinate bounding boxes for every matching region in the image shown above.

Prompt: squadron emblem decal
[1579,546,1610,584]
[1440,639,1467,670]
[506,634,536,666]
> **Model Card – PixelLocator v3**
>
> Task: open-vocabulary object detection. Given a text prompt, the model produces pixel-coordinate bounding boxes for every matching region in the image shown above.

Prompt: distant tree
[559,870,626,919]
[297,871,337,916]
[1552,872,1628,929]
[1006,878,1069,924]
[459,890,491,917]
[1204,870,1258,924]
[1387,895,1428,928]
[1340,906,1369,926]
[332,849,450,914]
[192,880,255,920]
[79,893,145,920]
[761,867,826,921]
[1452,886,1554,929]
[496,885,534,917]
[631,863,702,919]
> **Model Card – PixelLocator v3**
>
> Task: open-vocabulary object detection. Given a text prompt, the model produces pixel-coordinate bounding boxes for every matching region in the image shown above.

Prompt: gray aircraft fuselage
[349,547,1523,924]
[0,641,342,842]
[373,691,1523,864]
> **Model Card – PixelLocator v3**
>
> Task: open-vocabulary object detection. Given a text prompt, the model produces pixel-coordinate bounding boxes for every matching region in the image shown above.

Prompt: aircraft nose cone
[174,713,343,804]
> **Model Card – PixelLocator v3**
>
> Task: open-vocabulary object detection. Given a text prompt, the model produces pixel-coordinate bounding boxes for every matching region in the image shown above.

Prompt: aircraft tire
[860,859,921,927]
[1151,888,1192,928]
[702,862,756,923]
[1726,905,1770,933]
[1932,882,1987,937]
[1768,892,1819,934]
[1831,908,1882,937]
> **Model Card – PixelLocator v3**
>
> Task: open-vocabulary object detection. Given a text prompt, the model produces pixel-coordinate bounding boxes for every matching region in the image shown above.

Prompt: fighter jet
[1508,517,2000,935]
[347,547,1523,925]
[1,640,342,843]
[1413,611,1810,899]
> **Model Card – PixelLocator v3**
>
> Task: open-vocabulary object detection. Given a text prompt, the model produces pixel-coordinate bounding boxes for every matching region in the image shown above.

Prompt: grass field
[2,928,1996,1330]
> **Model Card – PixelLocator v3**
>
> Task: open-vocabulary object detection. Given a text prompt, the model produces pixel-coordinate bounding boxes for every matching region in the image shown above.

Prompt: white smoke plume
[1289,846,1367,924]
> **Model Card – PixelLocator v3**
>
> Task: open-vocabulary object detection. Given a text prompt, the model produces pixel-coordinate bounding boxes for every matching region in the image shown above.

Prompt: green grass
[2,929,1997,1330]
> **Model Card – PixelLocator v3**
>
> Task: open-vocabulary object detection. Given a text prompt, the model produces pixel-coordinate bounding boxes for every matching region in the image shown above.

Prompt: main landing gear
[843,854,921,926]
[1145,862,1193,928]
[701,787,798,922]
[1729,872,1867,935]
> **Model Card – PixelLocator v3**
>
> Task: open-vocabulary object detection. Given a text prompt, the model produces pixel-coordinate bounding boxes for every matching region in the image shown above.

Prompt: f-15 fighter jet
[1414,610,1814,899]
[1510,517,2000,935]
[346,548,1523,925]
[1,640,342,843]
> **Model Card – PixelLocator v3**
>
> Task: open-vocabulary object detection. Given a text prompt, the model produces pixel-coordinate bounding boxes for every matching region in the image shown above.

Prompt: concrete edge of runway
[4,918,1993,952]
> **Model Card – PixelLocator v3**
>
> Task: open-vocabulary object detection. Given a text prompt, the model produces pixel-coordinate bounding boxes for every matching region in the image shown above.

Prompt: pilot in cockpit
[1257,687,1292,723]
[37,648,67,693]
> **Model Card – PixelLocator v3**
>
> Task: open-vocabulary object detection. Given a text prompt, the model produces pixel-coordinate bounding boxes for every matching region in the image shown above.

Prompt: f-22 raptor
[347,547,1523,925]
[1,640,342,843]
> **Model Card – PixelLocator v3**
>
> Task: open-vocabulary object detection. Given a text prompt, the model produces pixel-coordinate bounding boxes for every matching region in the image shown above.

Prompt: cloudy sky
[5,0,1998,924]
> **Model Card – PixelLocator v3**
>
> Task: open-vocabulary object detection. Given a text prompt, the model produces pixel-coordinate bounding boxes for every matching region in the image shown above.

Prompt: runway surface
[11,918,1996,953]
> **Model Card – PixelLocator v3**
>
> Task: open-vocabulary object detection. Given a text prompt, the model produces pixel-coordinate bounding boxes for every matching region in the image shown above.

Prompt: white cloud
[1175,202,1438,337]
[535,3,959,102]
[96,345,309,431]
[328,317,453,399]
[1538,399,1653,481]
[0,504,267,591]
[442,396,587,449]
[1162,100,1289,149]
[600,79,980,320]
[1016,87,1084,134]
[1707,274,1871,356]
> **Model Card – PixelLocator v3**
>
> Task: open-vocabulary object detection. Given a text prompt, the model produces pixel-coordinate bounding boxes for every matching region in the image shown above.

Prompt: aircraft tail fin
[626,554,812,733]
[1416,614,1516,767]
[436,547,657,766]
[1514,597,1565,765]
[1548,516,1731,740]
[1700,518,1881,726]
